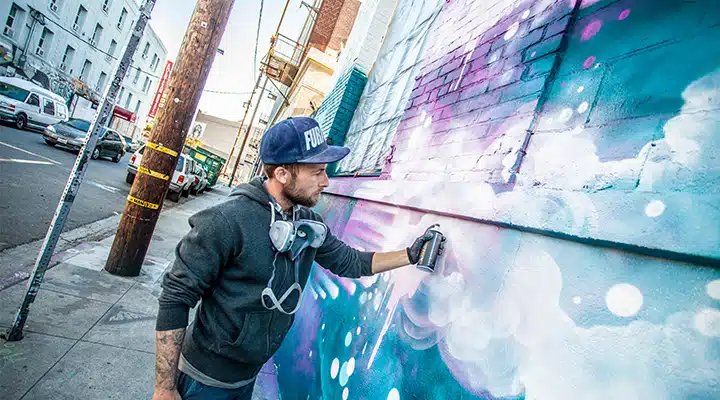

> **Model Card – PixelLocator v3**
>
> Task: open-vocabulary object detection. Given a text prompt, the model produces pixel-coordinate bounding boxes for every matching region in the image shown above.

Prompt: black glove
[407,224,446,265]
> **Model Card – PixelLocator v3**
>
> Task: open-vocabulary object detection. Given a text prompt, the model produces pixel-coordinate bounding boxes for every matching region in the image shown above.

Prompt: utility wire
[202,89,253,95]
[253,0,264,83]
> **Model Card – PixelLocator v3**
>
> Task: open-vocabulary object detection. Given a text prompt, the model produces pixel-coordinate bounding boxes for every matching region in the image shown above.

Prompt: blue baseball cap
[260,117,350,165]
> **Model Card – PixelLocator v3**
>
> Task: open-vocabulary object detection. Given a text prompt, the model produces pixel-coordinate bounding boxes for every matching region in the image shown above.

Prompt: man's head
[260,117,350,208]
[262,163,328,207]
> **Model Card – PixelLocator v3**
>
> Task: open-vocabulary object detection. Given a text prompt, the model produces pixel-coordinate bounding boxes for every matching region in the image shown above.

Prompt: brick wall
[308,0,361,54]
[387,0,574,183]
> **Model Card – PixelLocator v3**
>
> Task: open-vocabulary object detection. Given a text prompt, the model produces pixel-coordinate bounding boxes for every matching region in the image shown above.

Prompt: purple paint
[619,9,631,20]
[581,20,602,41]
[583,55,596,69]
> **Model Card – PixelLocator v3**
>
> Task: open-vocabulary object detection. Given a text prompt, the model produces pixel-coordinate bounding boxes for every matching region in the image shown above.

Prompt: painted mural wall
[256,0,720,399]
[268,195,720,399]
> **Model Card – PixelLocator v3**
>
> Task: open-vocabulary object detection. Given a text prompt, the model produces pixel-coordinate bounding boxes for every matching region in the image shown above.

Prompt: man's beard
[283,179,318,208]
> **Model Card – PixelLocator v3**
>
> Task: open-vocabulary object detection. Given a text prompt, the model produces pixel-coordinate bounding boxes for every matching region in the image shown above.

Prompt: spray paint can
[417,227,444,272]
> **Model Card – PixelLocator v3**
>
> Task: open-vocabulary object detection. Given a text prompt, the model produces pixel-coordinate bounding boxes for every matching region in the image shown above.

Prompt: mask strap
[269,201,276,226]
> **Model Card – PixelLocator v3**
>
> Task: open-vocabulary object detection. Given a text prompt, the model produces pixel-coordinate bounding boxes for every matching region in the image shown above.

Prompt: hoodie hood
[229,177,271,209]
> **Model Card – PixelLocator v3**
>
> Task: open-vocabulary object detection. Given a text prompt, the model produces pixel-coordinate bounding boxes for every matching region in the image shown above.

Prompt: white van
[0,76,69,130]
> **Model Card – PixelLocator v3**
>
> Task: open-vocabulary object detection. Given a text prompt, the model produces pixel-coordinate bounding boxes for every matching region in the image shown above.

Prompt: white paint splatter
[339,361,350,386]
[707,280,720,300]
[522,10,530,19]
[331,358,339,379]
[504,22,520,40]
[345,332,353,347]
[606,283,643,317]
[577,86,585,93]
[573,296,582,305]
[357,327,361,335]
[347,357,356,376]
[387,388,400,400]
[645,200,665,217]
[694,308,720,337]
[577,101,589,114]
[343,387,349,400]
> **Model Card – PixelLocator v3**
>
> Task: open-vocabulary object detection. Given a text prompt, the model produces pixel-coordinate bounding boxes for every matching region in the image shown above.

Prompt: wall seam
[506,0,584,185]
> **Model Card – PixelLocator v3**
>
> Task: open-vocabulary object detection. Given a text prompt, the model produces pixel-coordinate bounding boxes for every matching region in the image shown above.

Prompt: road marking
[88,181,122,194]
[0,141,62,165]
[0,158,54,165]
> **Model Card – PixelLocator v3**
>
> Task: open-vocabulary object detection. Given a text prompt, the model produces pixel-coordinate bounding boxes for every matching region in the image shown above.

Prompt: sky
[147,0,312,121]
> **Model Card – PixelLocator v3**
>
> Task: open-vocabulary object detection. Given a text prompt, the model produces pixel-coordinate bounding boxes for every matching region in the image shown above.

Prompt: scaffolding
[223,0,322,184]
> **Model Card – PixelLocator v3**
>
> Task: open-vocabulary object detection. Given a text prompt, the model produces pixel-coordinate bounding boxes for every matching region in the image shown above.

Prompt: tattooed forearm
[155,329,186,391]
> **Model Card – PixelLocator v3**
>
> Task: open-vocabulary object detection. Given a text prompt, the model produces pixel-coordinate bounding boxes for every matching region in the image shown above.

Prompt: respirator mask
[261,201,327,315]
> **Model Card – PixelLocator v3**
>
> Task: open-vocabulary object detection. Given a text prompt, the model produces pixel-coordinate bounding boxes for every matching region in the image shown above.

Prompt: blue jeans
[177,372,254,400]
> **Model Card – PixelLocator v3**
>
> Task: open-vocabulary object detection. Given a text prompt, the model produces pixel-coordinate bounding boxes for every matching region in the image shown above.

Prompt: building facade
[190,110,266,184]
[0,0,167,132]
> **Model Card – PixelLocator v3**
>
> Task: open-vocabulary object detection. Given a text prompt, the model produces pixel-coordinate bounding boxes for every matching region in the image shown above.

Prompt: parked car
[0,76,68,130]
[121,134,142,153]
[189,166,209,195]
[126,145,198,202]
[43,119,126,162]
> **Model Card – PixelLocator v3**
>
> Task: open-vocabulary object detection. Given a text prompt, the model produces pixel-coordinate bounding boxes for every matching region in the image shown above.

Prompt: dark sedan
[43,119,126,162]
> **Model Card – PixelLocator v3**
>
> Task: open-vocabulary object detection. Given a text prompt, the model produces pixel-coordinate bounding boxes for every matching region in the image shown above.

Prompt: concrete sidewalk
[0,187,279,400]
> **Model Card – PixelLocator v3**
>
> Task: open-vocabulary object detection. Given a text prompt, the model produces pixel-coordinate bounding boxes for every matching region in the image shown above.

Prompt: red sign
[148,60,173,118]
[113,106,137,123]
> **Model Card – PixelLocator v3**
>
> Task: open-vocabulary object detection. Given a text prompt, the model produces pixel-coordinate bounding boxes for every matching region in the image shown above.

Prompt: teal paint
[313,65,369,175]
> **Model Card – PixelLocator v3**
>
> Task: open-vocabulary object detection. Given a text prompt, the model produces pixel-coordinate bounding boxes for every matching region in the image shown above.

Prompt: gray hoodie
[156,177,374,384]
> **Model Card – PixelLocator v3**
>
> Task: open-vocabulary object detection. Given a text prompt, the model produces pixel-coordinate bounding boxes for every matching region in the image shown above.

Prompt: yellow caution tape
[127,195,160,210]
[138,166,170,181]
[146,142,178,157]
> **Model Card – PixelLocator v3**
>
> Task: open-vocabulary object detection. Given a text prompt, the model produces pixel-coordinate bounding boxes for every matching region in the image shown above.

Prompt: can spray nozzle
[416,224,445,273]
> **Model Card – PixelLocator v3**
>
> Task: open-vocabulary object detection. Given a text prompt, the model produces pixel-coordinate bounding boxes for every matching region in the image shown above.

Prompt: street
[0,124,189,252]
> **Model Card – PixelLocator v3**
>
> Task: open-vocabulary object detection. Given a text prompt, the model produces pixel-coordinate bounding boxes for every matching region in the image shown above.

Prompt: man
[153,117,445,400]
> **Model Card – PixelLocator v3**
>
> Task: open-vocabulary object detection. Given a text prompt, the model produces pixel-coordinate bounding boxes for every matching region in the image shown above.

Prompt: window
[43,98,56,116]
[118,87,125,102]
[73,6,87,32]
[134,100,141,113]
[142,42,149,59]
[67,119,91,131]
[107,131,120,141]
[61,45,75,71]
[48,0,61,14]
[142,77,149,92]
[124,92,132,109]
[80,59,92,81]
[0,82,29,101]
[4,3,23,38]
[150,54,159,70]
[133,68,141,84]
[36,27,53,56]
[102,0,111,13]
[117,8,127,30]
[97,72,108,90]
[26,93,40,106]
[175,156,185,172]
[91,23,103,45]
[108,39,117,57]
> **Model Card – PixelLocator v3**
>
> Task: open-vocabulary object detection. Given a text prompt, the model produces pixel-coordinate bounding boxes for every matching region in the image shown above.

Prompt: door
[105,131,122,156]
[24,93,41,124]
[39,96,58,126]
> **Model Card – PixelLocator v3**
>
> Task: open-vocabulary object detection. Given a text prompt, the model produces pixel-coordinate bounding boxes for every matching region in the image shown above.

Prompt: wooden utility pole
[105,0,236,276]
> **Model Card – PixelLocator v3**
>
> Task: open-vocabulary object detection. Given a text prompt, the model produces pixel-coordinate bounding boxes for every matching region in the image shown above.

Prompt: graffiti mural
[267,196,720,399]
[256,0,720,399]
